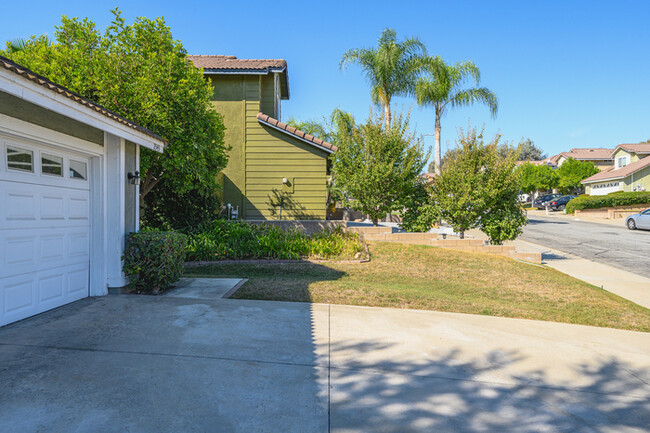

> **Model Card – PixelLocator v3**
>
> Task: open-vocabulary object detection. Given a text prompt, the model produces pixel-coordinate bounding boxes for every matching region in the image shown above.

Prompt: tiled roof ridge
[257,113,338,153]
[614,142,650,154]
[188,55,287,71]
[0,55,166,145]
[582,155,650,183]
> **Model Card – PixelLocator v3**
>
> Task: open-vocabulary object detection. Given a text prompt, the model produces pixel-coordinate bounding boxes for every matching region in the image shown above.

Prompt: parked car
[534,194,563,209]
[626,208,650,230]
[548,195,578,211]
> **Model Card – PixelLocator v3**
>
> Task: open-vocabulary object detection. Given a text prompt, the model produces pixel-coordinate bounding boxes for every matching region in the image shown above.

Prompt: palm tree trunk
[384,103,391,129]
[434,112,442,175]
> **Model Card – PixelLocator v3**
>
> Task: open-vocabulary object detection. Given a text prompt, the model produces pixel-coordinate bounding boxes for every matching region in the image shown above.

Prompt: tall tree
[431,127,526,243]
[517,163,559,202]
[340,28,426,129]
[556,158,599,194]
[516,138,546,161]
[416,58,498,175]
[331,111,428,225]
[2,9,228,227]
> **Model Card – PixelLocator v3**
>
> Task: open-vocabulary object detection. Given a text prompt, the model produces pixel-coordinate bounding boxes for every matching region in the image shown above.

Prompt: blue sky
[2,0,649,162]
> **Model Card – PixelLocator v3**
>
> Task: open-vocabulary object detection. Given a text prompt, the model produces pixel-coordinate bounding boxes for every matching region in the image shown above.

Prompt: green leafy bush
[186,220,365,261]
[566,191,650,213]
[123,231,188,293]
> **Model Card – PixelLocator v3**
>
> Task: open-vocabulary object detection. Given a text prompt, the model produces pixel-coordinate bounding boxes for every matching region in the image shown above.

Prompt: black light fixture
[127,171,140,186]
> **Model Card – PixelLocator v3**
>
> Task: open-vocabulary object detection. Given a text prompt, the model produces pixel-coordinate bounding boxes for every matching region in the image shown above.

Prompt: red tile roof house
[556,148,615,171]
[0,56,166,326]
[581,143,650,195]
[188,55,337,220]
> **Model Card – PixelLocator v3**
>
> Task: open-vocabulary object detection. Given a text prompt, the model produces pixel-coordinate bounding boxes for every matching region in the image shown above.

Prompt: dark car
[549,195,578,211]
[534,194,563,209]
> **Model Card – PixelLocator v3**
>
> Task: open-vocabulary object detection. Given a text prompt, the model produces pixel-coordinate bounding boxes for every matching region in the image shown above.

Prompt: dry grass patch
[185,242,650,332]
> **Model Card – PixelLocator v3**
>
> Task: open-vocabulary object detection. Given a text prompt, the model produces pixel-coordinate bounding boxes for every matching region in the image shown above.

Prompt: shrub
[123,230,188,293]
[565,191,650,213]
[186,220,365,261]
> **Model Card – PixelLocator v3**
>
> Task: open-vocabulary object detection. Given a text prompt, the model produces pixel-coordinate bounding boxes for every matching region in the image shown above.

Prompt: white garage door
[0,138,91,326]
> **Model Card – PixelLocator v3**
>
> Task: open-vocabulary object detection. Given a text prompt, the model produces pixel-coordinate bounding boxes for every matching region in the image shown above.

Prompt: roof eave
[0,66,166,152]
[257,117,335,154]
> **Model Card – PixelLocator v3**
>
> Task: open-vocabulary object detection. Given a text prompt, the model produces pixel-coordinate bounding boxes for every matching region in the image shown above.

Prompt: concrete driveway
[1,278,649,432]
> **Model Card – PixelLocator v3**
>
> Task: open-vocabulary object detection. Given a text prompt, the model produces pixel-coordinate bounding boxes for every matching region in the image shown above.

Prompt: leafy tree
[340,28,426,129]
[517,163,559,199]
[2,9,228,227]
[399,180,440,232]
[285,118,332,142]
[331,111,428,225]
[431,127,526,244]
[515,138,546,161]
[556,158,599,194]
[416,58,498,175]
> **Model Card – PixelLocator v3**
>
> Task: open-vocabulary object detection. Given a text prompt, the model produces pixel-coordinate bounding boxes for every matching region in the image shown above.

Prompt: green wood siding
[244,123,328,220]
[208,72,329,220]
[259,75,276,119]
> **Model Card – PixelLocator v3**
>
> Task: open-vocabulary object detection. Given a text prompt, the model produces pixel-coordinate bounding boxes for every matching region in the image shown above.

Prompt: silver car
[626,208,650,230]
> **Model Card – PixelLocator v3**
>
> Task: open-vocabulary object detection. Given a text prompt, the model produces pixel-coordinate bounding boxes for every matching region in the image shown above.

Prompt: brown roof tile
[613,143,650,155]
[188,55,287,72]
[582,156,650,183]
[0,55,166,146]
[257,113,337,153]
[562,148,614,160]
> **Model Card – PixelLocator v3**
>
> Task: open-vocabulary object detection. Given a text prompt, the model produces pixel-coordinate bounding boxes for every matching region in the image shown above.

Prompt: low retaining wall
[345,227,541,264]
[574,204,649,219]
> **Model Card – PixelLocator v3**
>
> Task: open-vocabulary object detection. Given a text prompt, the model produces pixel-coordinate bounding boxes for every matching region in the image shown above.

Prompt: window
[41,153,63,176]
[7,146,34,172]
[618,156,627,168]
[69,160,87,180]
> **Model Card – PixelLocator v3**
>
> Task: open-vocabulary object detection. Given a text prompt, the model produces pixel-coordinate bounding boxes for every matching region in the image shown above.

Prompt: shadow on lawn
[184,262,346,302]
[326,339,650,432]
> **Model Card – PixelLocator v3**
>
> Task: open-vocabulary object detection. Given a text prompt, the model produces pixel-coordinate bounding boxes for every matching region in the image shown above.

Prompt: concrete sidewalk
[0,278,648,432]
[514,239,650,310]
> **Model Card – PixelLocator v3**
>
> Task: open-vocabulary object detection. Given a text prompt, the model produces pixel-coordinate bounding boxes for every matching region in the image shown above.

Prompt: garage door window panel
[70,160,87,181]
[41,153,63,177]
[7,146,33,172]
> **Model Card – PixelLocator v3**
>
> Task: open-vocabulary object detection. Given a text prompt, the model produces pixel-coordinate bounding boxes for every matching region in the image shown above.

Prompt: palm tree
[416,58,498,175]
[340,28,426,129]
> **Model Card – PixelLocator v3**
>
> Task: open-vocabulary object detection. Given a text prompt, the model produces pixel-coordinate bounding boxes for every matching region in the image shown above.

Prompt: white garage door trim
[0,135,96,326]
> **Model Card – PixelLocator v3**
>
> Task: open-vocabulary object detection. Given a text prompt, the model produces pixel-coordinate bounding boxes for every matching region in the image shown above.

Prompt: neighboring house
[556,148,614,171]
[581,143,650,195]
[0,56,166,326]
[189,55,337,220]
[515,156,559,169]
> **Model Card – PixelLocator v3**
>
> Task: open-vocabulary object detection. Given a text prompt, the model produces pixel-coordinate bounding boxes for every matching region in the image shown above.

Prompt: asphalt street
[520,215,650,279]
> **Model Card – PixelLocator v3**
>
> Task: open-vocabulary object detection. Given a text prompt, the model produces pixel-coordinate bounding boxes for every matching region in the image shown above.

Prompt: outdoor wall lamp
[282,177,289,185]
[128,171,140,186]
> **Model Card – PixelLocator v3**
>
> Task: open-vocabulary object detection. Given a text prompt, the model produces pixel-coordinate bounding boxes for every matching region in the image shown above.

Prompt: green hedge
[186,220,365,261]
[123,231,188,293]
[566,191,650,213]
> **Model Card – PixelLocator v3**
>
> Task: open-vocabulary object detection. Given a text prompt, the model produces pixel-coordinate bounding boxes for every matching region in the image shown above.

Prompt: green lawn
[185,242,650,332]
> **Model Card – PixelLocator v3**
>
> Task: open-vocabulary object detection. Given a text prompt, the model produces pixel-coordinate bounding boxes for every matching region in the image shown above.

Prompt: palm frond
[450,87,499,118]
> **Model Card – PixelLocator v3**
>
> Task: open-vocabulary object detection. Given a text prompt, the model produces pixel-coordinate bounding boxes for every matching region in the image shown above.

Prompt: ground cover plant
[186,220,366,261]
[566,191,650,213]
[186,242,650,332]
